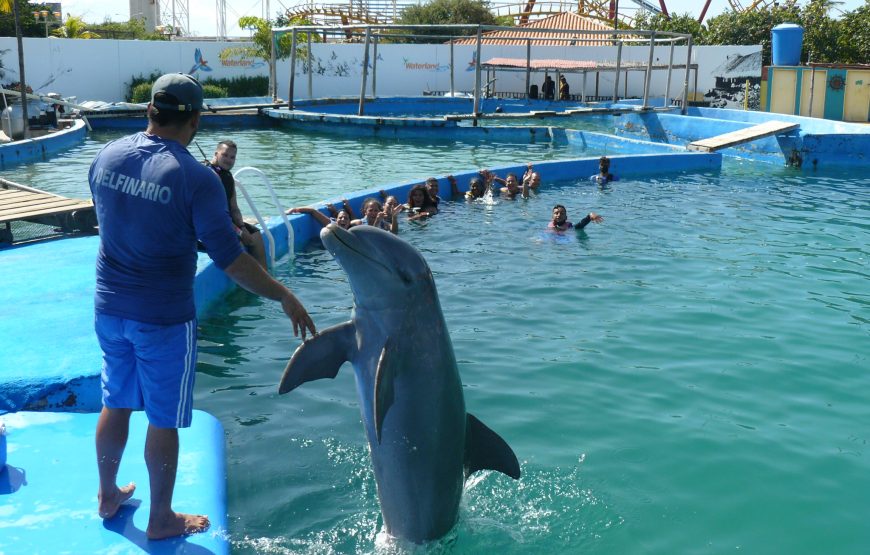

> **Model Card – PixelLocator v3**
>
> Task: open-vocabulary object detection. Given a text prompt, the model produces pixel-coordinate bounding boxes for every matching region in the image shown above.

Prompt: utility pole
[12,0,30,139]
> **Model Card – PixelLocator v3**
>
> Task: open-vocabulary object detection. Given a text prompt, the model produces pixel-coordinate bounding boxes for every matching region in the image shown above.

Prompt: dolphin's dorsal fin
[464,413,521,480]
[279,321,355,394]
[374,336,400,444]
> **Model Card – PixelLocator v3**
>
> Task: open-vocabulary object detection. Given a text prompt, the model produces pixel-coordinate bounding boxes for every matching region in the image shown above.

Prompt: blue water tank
[772,23,804,66]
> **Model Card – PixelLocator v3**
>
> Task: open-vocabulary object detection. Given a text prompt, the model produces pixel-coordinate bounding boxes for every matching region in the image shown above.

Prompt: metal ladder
[232,167,294,268]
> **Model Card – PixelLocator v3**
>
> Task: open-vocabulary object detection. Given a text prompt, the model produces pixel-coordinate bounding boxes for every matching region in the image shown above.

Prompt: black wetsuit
[206,162,258,234]
[542,78,555,100]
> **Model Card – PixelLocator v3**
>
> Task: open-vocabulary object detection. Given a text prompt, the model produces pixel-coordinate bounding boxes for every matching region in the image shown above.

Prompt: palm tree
[52,15,101,39]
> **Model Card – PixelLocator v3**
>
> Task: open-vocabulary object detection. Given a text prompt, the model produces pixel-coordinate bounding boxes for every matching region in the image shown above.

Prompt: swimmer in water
[591,156,616,184]
[549,204,603,231]
[287,200,353,230]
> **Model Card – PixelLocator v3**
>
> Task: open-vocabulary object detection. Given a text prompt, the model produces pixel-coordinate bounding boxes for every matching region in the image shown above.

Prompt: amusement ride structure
[279,0,788,29]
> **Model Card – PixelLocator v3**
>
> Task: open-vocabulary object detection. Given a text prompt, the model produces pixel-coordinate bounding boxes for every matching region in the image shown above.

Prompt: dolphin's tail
[463,413,521,480]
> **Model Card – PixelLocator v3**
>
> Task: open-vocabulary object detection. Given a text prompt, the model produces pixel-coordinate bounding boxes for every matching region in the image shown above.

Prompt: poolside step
[687,121,799,152]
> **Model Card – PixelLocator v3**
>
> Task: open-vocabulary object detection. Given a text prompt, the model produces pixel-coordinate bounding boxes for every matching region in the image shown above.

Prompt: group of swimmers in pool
[287,156,615,235]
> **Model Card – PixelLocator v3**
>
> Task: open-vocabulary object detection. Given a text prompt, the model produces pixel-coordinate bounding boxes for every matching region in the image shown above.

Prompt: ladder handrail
[232,166,295,268]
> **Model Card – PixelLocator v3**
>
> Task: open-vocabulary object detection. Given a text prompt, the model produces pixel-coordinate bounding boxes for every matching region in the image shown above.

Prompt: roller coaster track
[282,0,791,32]
[283,1,408,26]
[284,0,638,28]
[727,0,782,13]
[491,1,638,27]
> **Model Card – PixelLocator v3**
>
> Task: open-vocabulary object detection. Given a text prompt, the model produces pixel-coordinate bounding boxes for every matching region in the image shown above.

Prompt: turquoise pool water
[2,127,596,207]
[7,125,869,553]
[197,167,867,553]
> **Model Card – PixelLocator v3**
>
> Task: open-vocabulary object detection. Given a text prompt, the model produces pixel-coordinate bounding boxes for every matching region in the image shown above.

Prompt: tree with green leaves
[396,0,498,43]
[705,4,802,66]
[88,17,167,40]
[1,0,51,37]
[837,0,870,64]
[51,15,100,39]
[238,15,317,61]
[632,11,707,43]
[800,0,843,63]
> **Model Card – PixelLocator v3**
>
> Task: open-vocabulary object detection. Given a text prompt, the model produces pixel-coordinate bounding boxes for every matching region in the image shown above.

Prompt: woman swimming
[406,184,438,220]
[287,200,354,230]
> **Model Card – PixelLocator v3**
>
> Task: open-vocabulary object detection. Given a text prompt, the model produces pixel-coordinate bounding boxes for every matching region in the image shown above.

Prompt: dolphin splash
[279,223,520,543]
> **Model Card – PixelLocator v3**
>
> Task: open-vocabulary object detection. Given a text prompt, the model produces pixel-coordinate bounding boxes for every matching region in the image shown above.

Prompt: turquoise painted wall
[768,66,852,122]
[823,69,847,121]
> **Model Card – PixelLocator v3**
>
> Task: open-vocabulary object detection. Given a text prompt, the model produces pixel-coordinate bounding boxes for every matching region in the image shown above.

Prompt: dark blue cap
[151,73,203,112]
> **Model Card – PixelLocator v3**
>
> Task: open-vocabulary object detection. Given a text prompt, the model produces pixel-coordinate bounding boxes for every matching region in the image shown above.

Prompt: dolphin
[279,223,520,543]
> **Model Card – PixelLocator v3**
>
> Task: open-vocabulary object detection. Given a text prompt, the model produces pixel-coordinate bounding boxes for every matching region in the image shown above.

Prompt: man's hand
[281,292,317,341]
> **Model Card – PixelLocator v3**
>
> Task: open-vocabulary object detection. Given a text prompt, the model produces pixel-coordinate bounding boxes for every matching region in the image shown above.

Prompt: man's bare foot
[98,482,136,519]
[146,512,210,540]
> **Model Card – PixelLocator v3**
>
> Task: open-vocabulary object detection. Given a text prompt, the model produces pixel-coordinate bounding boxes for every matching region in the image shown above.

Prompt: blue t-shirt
[89,132,244,325]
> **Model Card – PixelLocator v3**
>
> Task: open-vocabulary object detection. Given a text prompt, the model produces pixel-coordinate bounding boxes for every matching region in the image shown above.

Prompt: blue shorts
[96,314,197,428]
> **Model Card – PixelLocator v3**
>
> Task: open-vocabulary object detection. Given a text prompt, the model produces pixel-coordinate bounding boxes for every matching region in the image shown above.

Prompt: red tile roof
[452,12,616,46]
[483,58,599,70]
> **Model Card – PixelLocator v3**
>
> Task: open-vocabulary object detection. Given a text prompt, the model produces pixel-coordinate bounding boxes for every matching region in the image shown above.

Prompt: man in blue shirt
[90,73,317,540]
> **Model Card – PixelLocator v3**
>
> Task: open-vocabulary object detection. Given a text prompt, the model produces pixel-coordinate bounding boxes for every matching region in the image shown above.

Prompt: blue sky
[59,0,866,38]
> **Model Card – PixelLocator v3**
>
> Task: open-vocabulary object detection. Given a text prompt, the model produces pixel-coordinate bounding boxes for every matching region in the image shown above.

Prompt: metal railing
[232,167,295,267]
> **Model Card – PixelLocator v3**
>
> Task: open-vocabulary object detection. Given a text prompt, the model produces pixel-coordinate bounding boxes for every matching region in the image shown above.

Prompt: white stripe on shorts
[176,320,196,427]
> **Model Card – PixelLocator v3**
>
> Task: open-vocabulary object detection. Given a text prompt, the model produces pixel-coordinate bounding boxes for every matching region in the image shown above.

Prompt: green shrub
[127,71,163,102]
[130,82,153,104]
[202,76,269,97]
[202,83,228,99]
[126,73,268,103]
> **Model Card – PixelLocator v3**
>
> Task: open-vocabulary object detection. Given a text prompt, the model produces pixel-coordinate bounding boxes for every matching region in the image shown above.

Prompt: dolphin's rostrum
[279,223,520,543]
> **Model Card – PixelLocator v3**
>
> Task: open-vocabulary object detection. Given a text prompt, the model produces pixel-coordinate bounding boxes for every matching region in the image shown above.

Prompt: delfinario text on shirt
[93,167,172,204]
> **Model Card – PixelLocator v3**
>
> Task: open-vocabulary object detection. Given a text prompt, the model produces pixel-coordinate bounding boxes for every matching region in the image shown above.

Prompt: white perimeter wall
[0,37,759,103]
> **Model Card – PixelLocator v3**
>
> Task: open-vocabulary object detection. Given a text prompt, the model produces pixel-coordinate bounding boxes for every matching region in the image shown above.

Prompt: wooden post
[664,39,675,106]
[681,35,693,114]
[449,39,455,96]
[288,29,297,109]
[642,31,656,108]
[612,40,622,103]
[473,26,482,118]
[525,39,531,99]
[372,34,378,97]
[12,1,30,139]
[307,31,313,99]
[270,29,278,101]
[358,26,371,116]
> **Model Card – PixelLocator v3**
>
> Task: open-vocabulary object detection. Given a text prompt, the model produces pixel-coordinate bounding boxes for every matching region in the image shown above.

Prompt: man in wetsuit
[549,204,604,231]
[206,140,268,269]
[591,156,617,184]
[89,73,317,540]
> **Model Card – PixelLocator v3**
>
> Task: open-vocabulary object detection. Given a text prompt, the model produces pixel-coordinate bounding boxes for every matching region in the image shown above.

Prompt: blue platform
[0,410,229,554]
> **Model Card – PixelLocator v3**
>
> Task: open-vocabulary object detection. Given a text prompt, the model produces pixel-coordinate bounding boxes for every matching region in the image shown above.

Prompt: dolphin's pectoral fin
[279,321,355,394]
[373,337,400,444]
[464,413,521,481]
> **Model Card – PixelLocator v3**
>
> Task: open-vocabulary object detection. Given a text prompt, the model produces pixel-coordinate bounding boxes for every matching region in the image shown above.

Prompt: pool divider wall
[615,107,870,167]
[565,130,689,155]
[269,107,563,142]
[0,119,88,170]
[86,113,271,130]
